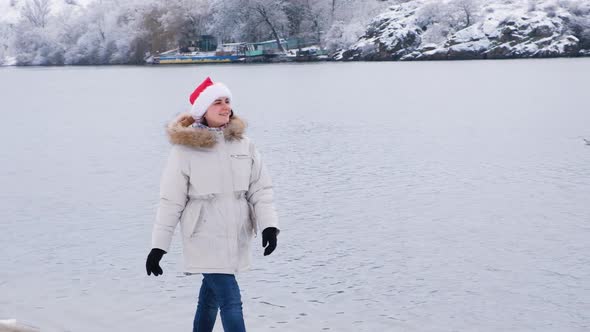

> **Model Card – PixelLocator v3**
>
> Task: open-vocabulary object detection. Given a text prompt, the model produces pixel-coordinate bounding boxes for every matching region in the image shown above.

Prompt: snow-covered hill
[336,0,590,60]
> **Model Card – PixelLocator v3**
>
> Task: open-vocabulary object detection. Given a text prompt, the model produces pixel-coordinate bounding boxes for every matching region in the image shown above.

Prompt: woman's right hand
[262,227,278,256]
[146,248,166,276]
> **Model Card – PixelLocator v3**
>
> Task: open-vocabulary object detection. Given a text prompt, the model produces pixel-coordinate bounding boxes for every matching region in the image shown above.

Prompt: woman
[145,77,280,332]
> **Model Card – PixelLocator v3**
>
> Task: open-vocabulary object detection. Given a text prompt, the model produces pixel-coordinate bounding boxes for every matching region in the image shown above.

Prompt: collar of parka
[166,112,246,148]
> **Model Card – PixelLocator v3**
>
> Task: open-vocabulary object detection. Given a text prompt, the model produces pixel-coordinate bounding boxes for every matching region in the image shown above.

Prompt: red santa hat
[189,77,233,119]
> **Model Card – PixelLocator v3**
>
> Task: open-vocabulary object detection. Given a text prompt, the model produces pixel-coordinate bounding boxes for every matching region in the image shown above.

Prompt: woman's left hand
[262,227,278,256]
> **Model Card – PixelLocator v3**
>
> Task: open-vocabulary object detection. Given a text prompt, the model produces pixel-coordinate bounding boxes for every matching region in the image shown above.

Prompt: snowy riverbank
[2,0,589,65]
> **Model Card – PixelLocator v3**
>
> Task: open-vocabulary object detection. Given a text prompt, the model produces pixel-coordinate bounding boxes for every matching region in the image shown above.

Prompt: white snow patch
[449,39,491,53]
[0,320,40,332]
[452,23,487,43]
[1,56,17,66]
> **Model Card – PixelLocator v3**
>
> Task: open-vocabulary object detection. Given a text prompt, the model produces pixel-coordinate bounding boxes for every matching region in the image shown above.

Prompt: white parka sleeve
[152,146,190,252]
[247,142,280,234]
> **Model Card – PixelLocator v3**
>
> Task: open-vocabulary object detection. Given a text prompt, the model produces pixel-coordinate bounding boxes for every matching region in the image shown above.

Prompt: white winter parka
[151,114,279,274]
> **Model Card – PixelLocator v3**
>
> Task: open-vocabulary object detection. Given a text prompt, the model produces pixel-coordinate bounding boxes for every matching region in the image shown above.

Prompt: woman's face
[204,97,231,127]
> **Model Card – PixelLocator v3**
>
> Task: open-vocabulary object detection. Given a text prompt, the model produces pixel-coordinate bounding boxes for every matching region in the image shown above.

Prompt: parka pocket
[181,200,206,238]
[247,200,258,236]
[230,154,252,191]
[190,204,206,237]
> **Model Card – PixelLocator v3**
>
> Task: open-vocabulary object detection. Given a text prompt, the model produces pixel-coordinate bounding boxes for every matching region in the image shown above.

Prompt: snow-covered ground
[0,60,589,331]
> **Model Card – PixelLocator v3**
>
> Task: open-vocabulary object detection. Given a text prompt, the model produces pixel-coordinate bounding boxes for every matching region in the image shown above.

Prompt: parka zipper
[219,134,235,269]
[230,154,250,159]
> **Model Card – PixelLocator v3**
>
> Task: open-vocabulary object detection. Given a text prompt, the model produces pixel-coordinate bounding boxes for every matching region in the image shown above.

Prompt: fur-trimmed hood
[166,113,246,148]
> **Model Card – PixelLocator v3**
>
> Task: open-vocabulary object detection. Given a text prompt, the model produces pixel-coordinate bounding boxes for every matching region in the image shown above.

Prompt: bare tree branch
[22,0,51,28]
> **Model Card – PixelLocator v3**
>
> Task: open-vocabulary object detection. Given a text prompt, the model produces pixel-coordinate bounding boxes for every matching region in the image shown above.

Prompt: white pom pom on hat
[189,76,233,119]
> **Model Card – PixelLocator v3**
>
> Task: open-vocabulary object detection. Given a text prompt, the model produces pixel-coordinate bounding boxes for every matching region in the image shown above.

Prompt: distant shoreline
[2,53,589,67]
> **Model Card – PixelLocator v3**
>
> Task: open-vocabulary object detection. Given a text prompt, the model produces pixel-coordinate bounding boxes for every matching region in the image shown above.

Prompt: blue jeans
[193,273,246,332]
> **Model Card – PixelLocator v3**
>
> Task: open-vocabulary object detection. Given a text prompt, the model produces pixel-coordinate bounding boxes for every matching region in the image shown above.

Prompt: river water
[1,59,589,331]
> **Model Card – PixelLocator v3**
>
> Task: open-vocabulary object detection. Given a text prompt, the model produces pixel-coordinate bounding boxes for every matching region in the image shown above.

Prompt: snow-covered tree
[0,23,9,64]
[209,0,289,48]
[251,0,289,51]
[208,0,250,42]
[416,1,454,44]
[323,0,390,50]
[450,0,480,28]
[415,0,481,44]
[324,19,364,51]
[11,0,66,65]
[562,0,590,49]
[332,0,386,25]
[156,0,209,52]
[22,0,51,28]
[13,24,64,65]
[416,1,444,29]
[285,0,331,45]
[56,0,151,64]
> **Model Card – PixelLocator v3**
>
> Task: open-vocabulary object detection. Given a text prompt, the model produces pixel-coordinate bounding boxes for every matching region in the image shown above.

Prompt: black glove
[262,227,278,256]
[146,248,166,276]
